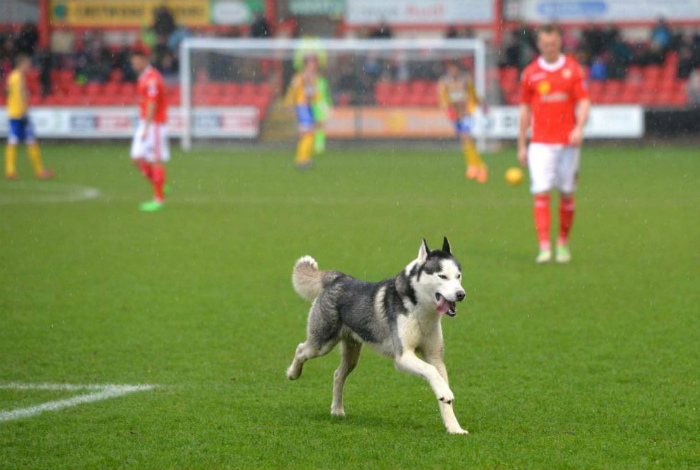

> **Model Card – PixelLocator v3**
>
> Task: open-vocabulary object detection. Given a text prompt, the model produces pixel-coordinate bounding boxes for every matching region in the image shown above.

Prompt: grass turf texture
[1,143,699,469]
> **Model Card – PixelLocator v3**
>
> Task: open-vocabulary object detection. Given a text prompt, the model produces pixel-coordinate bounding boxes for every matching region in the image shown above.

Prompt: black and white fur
[286,237,468,435]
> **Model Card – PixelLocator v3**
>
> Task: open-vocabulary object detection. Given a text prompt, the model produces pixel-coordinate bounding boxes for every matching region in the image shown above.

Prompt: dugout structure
[179,38,492,150]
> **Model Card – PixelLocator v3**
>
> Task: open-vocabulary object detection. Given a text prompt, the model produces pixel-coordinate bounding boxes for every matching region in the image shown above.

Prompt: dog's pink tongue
[436,297,450,315]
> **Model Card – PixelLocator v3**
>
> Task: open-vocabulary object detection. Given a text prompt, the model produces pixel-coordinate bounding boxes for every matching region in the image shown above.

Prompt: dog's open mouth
[435,293,457,317]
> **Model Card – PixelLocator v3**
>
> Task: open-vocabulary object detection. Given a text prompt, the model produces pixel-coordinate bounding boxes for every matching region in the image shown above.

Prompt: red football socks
[534,194,551,251]
[558,195,575,246]
[136,160,152,180]
[151,164,166,202]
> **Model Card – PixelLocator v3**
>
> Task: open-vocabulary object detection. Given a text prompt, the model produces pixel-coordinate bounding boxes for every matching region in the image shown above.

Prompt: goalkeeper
[312,75,331,154]
[437,60,487,183]
[284,54,323,169]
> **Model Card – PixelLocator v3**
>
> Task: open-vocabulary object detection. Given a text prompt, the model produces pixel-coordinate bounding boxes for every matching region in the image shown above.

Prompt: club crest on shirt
[537,80,551,95]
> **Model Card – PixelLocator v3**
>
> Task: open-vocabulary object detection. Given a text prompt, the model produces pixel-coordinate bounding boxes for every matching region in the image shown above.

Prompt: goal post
[179,38,493,151]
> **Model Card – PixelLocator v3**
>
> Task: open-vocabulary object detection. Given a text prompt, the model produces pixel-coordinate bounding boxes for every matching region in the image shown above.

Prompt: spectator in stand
[370,20,393,39]
[74,31,112,83]
[581,25,601,59]
[644,39,666,65]
[153,6,176,42]
[446,25,459,39]
[250,12,272,38]
[685,69,700,107]
[510,23,537,69]
[513,22,537,52]
[0,37,15,81]
[157,50,178,84]
[168,26,192,52]
[152,35,171,73]
[561,28,579,54]
[115,45,138,82]
[675,33,697,78]
[38,47,53,96]
[589,55,608,81]
[601,23,620,49]
[459,27,475,38]
[499,32,520,68]
[608,35,632,79]
[14,23,39,56]
[651,17,672,51]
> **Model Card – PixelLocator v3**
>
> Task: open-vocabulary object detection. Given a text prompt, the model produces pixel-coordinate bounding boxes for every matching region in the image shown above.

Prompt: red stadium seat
[222,83,242,95]
[85,83,102,96]
[637,91,656,106]
[406,94,423,106]
[409,80,429,95]
[375,81,391,95]
[588,81,604,94]
[604,80,623,95]
[393,83,409,95]
[670,90,687,107]
[500,67,519,83]
[103,82,120,95]
[109,69,124,83]
[240,83,257,95]
[258,83,271,97]
[619,91,637,104]
[419,94,438,106]
[643,66,662,83]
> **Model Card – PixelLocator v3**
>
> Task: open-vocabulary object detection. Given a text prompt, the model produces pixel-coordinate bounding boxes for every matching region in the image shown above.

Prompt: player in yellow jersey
[438,60,487,183]
[284,55,320,169]
[5,54,53,180]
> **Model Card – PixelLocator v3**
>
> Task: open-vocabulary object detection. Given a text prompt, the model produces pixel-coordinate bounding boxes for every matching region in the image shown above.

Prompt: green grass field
[1,143,699,469]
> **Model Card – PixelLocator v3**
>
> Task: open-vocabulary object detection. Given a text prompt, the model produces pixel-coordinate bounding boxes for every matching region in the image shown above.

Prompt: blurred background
[1,0,699,143]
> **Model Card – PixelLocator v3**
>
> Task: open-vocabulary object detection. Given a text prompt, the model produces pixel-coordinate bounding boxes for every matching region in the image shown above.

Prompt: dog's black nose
[456,291,466,301]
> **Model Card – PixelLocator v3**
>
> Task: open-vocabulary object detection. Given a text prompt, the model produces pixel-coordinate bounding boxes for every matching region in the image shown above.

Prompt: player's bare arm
[517,103,531,166]
[569,97,591,147]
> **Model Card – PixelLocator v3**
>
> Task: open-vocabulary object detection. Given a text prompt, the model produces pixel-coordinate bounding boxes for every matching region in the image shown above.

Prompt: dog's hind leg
[330,339,362,417]
[286,337,339,380]
[287,304,342,380]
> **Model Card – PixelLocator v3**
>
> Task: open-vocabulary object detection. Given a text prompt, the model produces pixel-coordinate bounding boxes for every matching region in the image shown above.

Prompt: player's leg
[527,143,558,263]
[312,103,327,154]
[459,116,486,182]
[5,119,20,179]
[295,106,315,168]
[140,124,168,212]
[131,120,153,181]
[314,121,326,154]
[24,119,52,179]
[555,146,581,263]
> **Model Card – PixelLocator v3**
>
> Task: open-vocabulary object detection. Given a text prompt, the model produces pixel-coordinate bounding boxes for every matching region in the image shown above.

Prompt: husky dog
[286,237,468,435]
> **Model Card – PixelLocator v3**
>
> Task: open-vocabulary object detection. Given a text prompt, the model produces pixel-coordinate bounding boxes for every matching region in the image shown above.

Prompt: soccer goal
[178,38,494,151]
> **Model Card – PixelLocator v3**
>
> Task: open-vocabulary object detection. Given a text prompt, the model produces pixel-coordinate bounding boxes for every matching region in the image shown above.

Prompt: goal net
[178,38,494,151]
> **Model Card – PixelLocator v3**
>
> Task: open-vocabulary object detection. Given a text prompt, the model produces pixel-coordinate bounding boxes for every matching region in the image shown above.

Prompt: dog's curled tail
[293,256,324,301]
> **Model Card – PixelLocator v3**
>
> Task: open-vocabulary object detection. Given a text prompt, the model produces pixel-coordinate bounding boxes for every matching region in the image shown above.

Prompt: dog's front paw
[330,407,346,417]
[286,364,302,380]
[447,427,469,435]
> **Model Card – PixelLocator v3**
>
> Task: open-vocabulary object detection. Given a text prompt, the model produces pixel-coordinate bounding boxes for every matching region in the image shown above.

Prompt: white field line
[0,183,100,204]
[0,383,155,422]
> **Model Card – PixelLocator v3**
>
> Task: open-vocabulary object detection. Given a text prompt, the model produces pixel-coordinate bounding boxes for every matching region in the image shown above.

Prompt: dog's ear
[442,236,451,254]
[418,238,430,263]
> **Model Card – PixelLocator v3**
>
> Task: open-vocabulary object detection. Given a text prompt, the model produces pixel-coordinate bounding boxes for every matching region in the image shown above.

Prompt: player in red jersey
[130,49,169,212]
[518,24,590,263]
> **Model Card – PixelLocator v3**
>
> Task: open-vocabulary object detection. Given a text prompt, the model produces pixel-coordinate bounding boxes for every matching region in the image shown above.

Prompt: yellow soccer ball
[505,167,524,186]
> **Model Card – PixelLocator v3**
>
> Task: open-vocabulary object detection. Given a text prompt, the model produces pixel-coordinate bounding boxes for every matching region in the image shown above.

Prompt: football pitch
[1,143,699,469]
